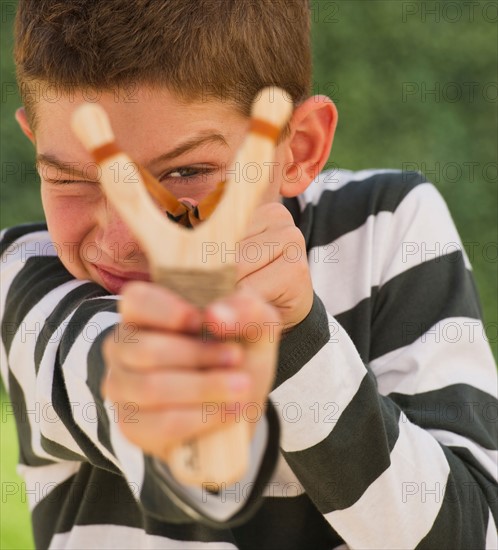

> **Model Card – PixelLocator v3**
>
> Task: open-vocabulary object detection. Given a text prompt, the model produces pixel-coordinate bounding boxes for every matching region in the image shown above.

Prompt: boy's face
[30,87,288,294]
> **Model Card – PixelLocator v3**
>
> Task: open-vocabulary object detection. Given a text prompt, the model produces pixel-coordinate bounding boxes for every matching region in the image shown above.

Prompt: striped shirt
[1,169,497,549]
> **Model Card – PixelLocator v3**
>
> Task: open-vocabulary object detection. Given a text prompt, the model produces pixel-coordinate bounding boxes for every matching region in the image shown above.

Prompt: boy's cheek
[41,192,96,280]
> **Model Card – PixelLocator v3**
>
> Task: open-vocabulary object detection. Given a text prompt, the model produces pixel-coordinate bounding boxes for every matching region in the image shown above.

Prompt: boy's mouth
[92,264,151,295]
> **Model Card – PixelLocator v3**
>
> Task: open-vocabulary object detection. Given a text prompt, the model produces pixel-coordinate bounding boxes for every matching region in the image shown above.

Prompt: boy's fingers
[235,228,283,279]
[105,368,251,408]
[237,252,310,302]
[119,281,202,333]
[107,330,242,371]
[236,222,306,280]
[115,404,247,456]
[243,202,294,238]
[203,289,282,343]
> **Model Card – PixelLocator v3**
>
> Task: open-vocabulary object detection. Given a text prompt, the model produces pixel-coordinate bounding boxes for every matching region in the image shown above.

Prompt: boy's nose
[94,199,143,263]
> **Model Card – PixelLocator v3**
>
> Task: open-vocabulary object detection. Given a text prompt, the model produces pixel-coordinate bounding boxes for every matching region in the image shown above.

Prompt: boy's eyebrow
[146,132,228,168]
[36,132,228,178]
[36,154,96,179]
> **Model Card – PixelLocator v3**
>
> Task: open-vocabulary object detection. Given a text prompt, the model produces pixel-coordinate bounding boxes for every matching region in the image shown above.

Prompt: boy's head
[14,0,337,293]
[15,0,314,132]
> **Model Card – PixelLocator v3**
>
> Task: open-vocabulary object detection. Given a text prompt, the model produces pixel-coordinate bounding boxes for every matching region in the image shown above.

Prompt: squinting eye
[167,167,199,178]
[162,166,214,180]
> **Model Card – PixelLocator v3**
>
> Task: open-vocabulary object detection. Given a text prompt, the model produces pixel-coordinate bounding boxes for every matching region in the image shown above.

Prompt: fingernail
[209,303,235,326]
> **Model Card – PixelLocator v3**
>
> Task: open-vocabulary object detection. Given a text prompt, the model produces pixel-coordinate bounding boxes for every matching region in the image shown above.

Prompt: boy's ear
[15,107,35,143]
[279,95,338,198]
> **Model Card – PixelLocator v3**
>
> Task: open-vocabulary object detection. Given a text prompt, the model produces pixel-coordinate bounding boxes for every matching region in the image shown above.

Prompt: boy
[1,1,496,548]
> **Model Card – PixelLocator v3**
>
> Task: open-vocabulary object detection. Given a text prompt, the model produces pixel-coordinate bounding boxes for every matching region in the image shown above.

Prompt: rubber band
[90,142,227,228]
[249,118,280,143]
[91,142,121,163]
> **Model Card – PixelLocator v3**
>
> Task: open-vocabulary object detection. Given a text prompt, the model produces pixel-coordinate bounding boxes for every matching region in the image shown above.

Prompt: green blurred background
[1,1,497,548]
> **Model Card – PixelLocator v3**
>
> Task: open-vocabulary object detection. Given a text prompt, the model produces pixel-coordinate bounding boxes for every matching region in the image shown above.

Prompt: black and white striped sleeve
[273,173,497,548]
[0,224,279,529]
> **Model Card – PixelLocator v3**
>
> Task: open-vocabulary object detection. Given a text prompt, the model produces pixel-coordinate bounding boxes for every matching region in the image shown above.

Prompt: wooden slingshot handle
[71,88,292,485]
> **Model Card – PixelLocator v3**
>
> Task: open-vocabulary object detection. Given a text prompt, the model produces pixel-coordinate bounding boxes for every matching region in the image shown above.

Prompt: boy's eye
[161,166,214,181]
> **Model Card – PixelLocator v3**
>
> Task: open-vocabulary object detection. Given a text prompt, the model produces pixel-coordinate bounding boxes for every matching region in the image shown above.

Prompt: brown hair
[14,0,312,131]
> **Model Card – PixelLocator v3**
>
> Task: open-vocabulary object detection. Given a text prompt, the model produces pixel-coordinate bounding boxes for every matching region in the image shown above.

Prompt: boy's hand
[101,282,281,463]
[236,202,313,330]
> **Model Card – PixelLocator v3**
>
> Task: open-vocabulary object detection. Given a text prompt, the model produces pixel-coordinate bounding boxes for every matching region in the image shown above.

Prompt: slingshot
[71,87,292,486]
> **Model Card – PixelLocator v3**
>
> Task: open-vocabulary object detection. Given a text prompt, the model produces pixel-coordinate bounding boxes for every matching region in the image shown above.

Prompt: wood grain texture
[71,87,292,485]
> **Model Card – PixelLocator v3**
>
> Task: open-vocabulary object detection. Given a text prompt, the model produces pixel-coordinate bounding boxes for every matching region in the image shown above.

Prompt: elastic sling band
[91,142,121,163]
[249,118,281,143]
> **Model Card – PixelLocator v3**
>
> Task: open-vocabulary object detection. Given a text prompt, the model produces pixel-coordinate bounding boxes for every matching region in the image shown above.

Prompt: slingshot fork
[71,87,292,486]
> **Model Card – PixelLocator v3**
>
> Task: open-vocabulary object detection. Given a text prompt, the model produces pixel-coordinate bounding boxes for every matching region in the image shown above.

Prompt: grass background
[1,1,497,548]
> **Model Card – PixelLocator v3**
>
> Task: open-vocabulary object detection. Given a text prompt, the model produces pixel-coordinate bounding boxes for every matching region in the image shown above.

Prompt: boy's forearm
[272,292,497,548]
